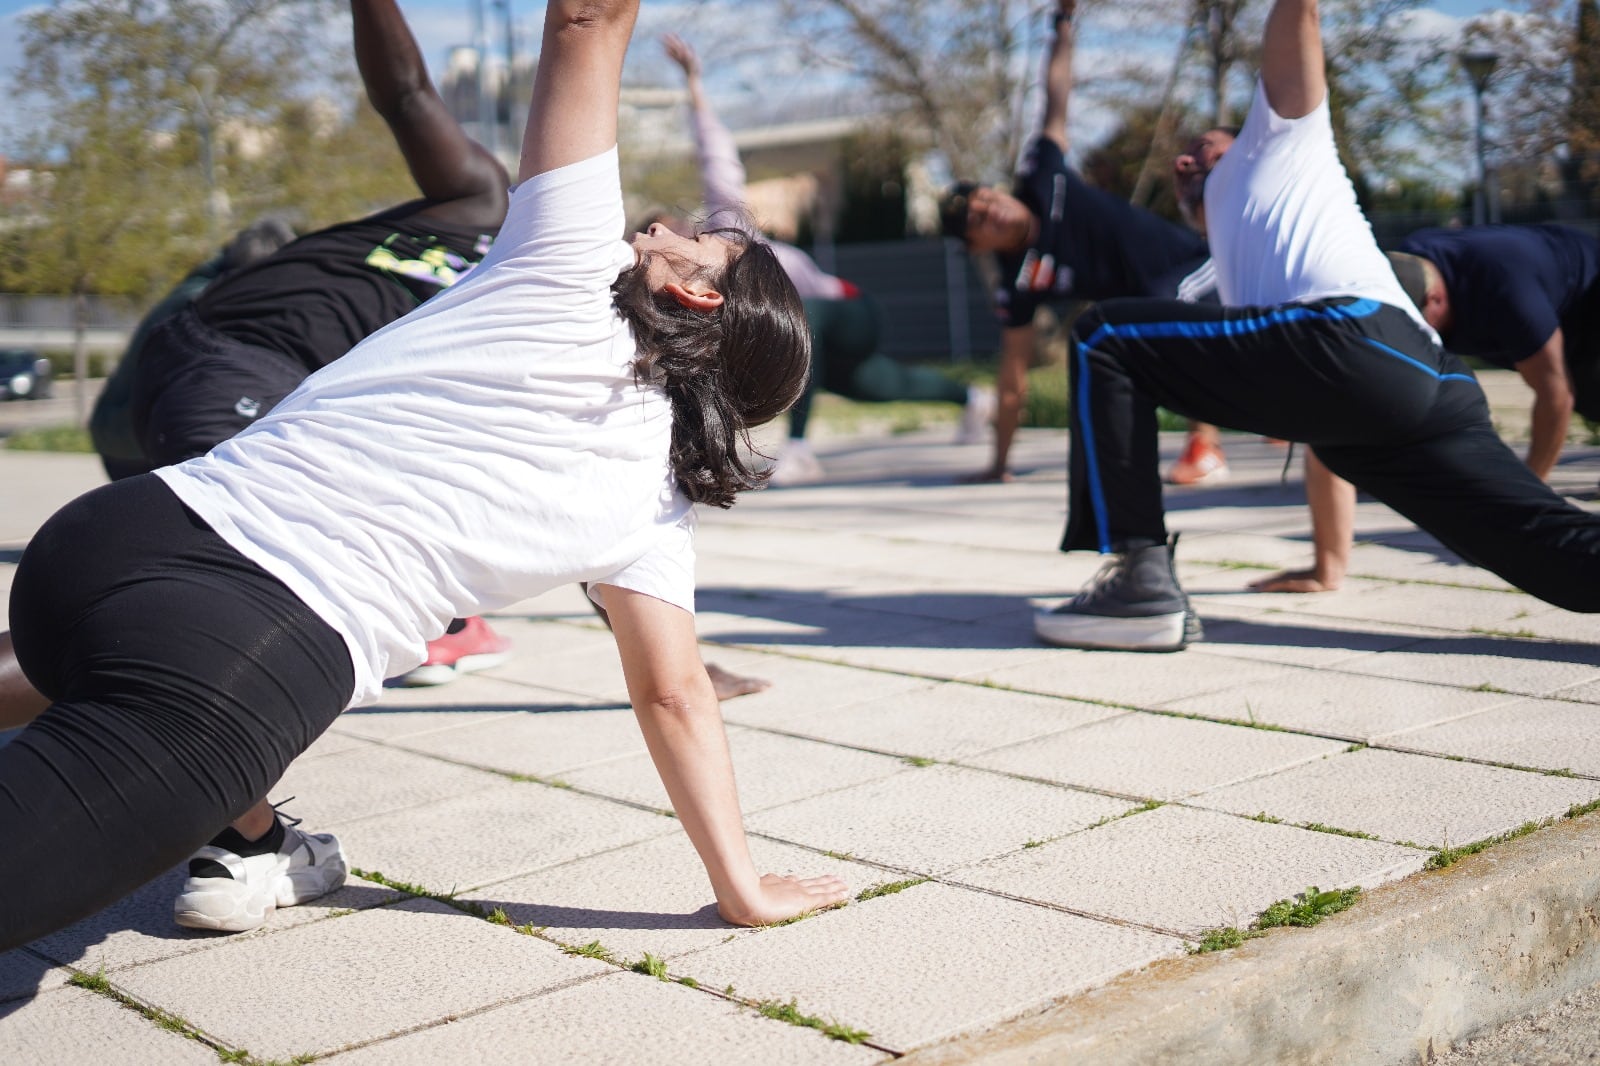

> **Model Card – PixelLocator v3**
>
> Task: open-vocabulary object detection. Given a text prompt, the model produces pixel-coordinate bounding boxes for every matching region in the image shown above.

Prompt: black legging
[1064,296,1600,614]
[2,476,353,950]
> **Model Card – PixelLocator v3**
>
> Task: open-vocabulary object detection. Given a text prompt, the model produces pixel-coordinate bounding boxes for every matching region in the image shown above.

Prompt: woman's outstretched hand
[718,873,850,927]
[662,32,700,79]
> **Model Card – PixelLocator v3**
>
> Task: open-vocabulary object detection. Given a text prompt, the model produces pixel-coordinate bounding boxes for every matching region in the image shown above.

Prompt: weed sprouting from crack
[562,940,615,962]
[630,953,668,980]
[1189,885,1361,954]
[351,868,486,917]
[68,969,242,1060]
[902,756,937,768]
[856,878,928,902]
[756,998,871,1043]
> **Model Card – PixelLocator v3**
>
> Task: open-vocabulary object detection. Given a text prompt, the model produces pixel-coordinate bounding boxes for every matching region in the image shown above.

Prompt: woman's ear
[664,282,725,313]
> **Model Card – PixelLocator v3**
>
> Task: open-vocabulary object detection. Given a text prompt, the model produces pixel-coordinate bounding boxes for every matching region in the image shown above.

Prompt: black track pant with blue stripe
[1063,296,1600,614]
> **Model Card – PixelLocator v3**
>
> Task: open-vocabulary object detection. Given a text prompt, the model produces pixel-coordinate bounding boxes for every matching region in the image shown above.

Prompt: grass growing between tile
[1426,796,1600,870]
[66,968,298,1065]
[856,878,929,902]
[756,998,872,1044]
[1190,885,1362,955]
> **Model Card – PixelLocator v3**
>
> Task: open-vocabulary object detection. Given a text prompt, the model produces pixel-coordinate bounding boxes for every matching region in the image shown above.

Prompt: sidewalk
[2,404,1599,1065]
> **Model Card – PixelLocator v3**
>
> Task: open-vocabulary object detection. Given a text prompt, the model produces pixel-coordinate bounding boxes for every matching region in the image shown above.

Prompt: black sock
[206,815,285,857]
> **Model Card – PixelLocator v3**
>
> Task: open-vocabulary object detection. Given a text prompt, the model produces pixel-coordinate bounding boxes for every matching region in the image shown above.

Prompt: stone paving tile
[0,949,67,1004]
[24,868,399,975]
[389,705,650,779]
[1377,697,1600,776]
[789,615,1071,685]
[1185,610,1434,669]
[464,834,886,963]
[745,765,1133,874]
[979,647,1295,709]
[561,729,908,815]
[1175,530,1336,570]
[675,881,1181,1052]
[952,805,1425,936]
[112,899,613,1061]
[319,970,888,1065]
[1327,636,1600,696]
[693,599,949,653]
[1511,606,1600,643]
[1256,582,1540,632]
[1159,665,1519,741]
[331,676,584,741]
[728,681,1122,761]
[711,656,935,728]
[0,986,221,1066]
[332,781,677,893]
[967,711,1347,801]
[272,744,508,829]
[1192,748,1600,847]
[476,638,631,702]
[1552,675,1600,705]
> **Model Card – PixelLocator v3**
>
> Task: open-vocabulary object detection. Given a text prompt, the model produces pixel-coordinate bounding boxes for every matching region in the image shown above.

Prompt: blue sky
[0,0,1514,157]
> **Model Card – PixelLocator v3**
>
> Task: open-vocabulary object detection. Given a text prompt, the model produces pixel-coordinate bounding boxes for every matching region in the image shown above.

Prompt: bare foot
[1248,568,1341,594]
[706,662,771,701]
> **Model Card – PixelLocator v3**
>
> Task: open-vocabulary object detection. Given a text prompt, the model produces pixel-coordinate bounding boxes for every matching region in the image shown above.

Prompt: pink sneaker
[400,616,511,686]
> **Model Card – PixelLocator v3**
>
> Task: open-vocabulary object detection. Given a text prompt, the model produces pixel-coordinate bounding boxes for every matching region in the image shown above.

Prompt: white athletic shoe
[173,816,348,933]
[957,385,997,445]
[768,440,825,486]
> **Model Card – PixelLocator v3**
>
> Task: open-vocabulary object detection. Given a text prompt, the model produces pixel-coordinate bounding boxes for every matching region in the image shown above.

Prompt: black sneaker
[1035,535,1197,652]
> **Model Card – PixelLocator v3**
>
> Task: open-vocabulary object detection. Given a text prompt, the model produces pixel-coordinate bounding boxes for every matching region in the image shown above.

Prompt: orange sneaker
[1166,435,1230,486]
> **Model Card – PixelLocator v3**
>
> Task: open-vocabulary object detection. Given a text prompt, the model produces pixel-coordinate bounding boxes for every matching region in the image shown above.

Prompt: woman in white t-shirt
[0,0,848,952]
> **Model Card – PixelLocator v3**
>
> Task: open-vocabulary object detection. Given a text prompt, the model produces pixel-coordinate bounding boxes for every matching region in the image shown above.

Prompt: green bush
[41,350,112,379]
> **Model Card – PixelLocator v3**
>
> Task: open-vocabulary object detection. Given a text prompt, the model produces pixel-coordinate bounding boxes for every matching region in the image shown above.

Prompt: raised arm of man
[352,0,507,227]
[1515,331,1574,481]
[1259,0,1327,117]
[974,0,1076,484]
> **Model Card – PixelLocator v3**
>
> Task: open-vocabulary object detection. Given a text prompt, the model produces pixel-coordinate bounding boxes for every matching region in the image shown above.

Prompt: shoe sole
[1034,609,1189,652]
[1167,466,1230,486]
[401,650,512,687]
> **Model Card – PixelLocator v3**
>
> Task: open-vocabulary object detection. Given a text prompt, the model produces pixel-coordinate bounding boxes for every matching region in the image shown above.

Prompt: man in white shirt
[1036,0,1600,652]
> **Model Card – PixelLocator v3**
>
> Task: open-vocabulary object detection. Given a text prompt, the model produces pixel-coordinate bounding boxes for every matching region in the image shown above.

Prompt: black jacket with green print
[196,200,499,372]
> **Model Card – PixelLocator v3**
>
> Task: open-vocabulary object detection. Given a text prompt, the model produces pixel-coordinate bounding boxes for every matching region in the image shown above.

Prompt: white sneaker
[957,385,997,445]
[768,440,824,486]
[174,815,348,932]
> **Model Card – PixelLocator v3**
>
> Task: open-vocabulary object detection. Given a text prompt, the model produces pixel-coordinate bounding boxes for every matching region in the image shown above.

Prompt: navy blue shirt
[1397,223,1600,370]
[994,136,1210,329]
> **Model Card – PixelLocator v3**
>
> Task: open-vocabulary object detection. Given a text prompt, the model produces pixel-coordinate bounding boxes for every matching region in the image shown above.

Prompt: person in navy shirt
[940,0,1221,485]
[1397,223,1600,480]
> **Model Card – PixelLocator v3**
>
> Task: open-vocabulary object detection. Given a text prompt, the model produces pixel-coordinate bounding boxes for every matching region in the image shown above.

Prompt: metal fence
[0,293,141,331]
[830,238,1002,363]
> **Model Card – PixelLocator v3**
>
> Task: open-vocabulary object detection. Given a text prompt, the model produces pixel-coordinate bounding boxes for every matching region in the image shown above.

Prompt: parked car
[0,349,53,401]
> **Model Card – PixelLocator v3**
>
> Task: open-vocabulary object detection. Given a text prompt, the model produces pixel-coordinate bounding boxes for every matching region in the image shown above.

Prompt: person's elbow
[549,0,635,31]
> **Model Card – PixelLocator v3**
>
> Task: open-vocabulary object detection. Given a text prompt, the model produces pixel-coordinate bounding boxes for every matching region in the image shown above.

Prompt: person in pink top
[662,33,995,486]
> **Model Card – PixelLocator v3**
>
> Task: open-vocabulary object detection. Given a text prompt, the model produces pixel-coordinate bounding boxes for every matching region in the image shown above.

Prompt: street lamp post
[191,65,227,245]
[1459,48,1500,226]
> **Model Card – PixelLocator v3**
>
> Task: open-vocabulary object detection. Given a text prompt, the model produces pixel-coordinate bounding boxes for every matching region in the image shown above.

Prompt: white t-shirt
[159,147,696,707]
[1204,80,1436,340]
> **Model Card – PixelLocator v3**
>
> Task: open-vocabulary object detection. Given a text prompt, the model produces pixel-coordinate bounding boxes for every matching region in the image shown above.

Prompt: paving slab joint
[901,811,1600,1065]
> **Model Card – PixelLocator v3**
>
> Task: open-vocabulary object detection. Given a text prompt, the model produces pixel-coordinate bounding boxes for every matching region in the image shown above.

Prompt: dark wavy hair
[612,225,811,509]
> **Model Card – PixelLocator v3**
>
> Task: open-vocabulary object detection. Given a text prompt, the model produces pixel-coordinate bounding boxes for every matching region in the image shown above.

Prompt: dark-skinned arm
[351,0,508,228]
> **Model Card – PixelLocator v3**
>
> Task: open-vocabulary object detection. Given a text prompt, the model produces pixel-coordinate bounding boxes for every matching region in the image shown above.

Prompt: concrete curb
[902,813,1600,1065]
